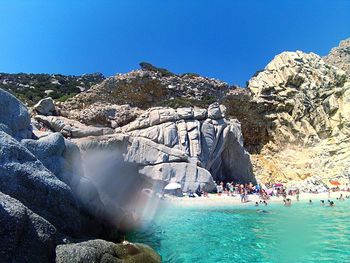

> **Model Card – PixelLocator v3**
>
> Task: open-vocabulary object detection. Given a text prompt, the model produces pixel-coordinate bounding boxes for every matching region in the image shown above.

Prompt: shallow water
[128,199,350,263]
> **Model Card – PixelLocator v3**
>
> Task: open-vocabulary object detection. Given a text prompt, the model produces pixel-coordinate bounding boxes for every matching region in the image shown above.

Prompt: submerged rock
[55,240,161,263]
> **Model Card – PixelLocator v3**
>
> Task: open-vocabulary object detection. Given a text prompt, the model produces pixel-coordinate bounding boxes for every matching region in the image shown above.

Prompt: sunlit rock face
[121,103,255,190]
[324,38,350,78]
[70,103,256,193]
[245,51,350,184]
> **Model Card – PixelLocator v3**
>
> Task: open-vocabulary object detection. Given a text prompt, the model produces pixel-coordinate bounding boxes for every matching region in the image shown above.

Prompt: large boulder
[33,97,56,116]
[0,192,56,263]
[0,130,82,235]
[55,240,161,263]
[0,89,32,140]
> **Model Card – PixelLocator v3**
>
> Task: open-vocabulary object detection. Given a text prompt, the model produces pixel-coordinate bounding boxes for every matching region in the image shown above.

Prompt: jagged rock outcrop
[61,64,229,113]
[222,88,270,153]
[324,38,350,78]
[244,50,350,184]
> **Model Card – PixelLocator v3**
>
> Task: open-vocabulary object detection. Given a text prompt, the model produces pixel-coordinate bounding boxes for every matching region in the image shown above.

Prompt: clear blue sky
[0,0,349,86]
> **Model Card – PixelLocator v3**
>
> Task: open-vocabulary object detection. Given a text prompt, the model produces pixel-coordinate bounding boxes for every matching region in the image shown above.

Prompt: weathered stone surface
[33,97,56,116]
[324,37,350,78]
[139,162,216,192]
[125,137,188,165]
[55,240,161,263]
[61,102,142,128]
[61,65,229,111]
[0,192,56,263]
[0,89,32,140]
[246,50,350,184]
[123,103,255,185]
[0,131,82,235]
[0,88,162,262]
[35,115,114,138]
[207,102,223,119]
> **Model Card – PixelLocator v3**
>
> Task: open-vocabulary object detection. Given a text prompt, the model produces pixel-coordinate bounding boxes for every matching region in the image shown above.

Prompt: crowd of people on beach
[208,181,350,208]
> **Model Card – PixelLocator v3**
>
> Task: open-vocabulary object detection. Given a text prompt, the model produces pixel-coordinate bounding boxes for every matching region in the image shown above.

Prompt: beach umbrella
[330,180,341,186]
[274,183,283,187]
[164,182,182,190]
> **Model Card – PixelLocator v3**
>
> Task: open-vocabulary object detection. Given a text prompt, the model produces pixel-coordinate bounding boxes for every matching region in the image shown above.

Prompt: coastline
[163,191,349,207]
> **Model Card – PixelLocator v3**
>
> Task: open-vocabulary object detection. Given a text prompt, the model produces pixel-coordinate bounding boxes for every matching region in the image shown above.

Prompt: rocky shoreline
[0,37,349,262]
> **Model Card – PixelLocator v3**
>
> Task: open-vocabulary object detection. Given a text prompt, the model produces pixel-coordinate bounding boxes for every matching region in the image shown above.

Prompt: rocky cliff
[34,102,255,192]
[246,50,350,185]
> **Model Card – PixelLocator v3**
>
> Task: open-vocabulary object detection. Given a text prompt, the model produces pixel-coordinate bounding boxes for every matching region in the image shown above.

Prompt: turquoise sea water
[129,199,350,263]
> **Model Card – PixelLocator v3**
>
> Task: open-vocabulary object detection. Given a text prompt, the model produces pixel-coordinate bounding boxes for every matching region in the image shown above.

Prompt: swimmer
[329,201,335,207]
[284,199,291,207]
[309,199,312,205]
[257,209,269,214]
[255,201,259,207]
[320,200,325,206]
[263,200,268,206]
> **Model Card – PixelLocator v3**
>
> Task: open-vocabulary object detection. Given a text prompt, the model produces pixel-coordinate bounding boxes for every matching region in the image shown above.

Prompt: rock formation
[245,50,350,185]
[324,38,350,78]
[61,63,229,111]
[60,103,255,193]
[121,104,255,189]
[0,89,160,263]
[33,97,57,116]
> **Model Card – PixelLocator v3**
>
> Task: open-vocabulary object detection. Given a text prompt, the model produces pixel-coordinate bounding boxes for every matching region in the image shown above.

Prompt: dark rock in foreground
[0,192,56,263]
[0,89,161,263]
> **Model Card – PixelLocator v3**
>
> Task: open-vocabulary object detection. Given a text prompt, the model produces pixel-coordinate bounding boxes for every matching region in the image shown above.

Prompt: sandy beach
[164,191,349,207]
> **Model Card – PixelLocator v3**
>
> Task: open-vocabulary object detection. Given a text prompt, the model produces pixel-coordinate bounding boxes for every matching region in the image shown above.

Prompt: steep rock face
[245,51,350,184]
[324,38,350,78]
[122,103,255,188]
[222,88,270,153]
